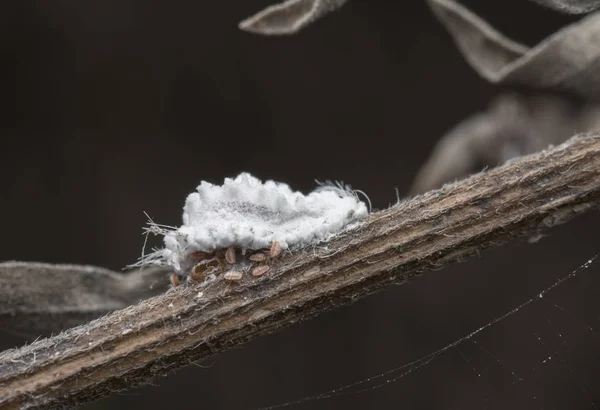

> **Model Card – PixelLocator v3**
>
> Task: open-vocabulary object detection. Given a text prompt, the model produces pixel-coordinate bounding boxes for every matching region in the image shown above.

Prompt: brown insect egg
[248,252,267,262]
[270,240,282,259]
[224,271,243,281]
[170,274,180,288]
[251,265,270,277]
[225,246,236,264]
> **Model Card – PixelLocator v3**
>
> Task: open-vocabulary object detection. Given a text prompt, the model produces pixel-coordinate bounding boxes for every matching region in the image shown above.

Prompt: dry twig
[1,133,600,409]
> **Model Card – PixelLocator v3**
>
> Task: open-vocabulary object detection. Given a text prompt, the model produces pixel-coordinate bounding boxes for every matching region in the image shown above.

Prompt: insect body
[135,173,368,288]
[249,253,267,262]
[225,247,236,264]
[185,240,282,285]
[270,240,282,259]
[224,271,243,281]
[251,265,270,277]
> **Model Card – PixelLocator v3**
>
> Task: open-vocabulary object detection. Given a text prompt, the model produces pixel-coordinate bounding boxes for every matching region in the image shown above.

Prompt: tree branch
[2,133,600,409]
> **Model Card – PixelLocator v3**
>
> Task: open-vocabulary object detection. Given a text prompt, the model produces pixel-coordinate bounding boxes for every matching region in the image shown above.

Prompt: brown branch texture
[0,133,600,409]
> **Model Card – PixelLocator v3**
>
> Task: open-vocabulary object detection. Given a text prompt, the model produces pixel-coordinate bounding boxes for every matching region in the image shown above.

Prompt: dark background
[1,0,599,409]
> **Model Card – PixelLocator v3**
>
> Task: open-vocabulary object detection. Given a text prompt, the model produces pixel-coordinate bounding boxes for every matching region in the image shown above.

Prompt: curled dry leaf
[239,0,600,38]
[240,0,600,194]
[0,262,171,336]
[239,0,348,35]
[241,0,600,100]
[413,0,600,192]
[531,0,600,13]
[411,93,600,193]
[427,0,600,101]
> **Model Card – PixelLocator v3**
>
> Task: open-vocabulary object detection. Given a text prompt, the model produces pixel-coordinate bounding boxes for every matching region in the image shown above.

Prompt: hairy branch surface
[2,133,600,409]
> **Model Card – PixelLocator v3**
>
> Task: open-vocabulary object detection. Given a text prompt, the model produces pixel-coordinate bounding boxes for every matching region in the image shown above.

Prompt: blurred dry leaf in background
[531,0,600,13]
[238,0,348,34]
[0,262,169,336]
[410,93,600,193]
[427,0,600,99]
[242,0,600,192]
[418,0,600,191]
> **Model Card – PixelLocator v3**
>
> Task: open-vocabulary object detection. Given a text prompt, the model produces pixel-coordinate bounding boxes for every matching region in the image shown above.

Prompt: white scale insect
[136,173,369,286]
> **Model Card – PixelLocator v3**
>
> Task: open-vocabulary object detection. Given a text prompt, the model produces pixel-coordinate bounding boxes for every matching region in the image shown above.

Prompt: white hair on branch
[135,173,369,276]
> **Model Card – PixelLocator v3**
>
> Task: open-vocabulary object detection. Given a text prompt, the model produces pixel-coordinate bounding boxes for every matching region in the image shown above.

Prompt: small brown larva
[225,246,236,264]
[269,240,282,259]
[224,270,243,281]
[251,265,270,277]
[249,252,267,262]
[170,274,180,288]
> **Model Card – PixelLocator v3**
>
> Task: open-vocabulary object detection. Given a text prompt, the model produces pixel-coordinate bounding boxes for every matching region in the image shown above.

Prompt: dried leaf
[238,0,348,35]
[411,93,600,193]
[240,0,600,99]
[0,262,171,334]
[238,0,600,37]
[531,0,600,13]
[240,0,600,191]
[427,0,600,100]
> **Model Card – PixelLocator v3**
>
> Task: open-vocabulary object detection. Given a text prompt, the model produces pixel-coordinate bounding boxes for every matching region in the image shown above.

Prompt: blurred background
[1,0,599,408]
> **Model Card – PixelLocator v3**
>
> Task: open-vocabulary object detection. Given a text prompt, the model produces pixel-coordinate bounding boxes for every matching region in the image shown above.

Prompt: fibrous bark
[1,133,600,409]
